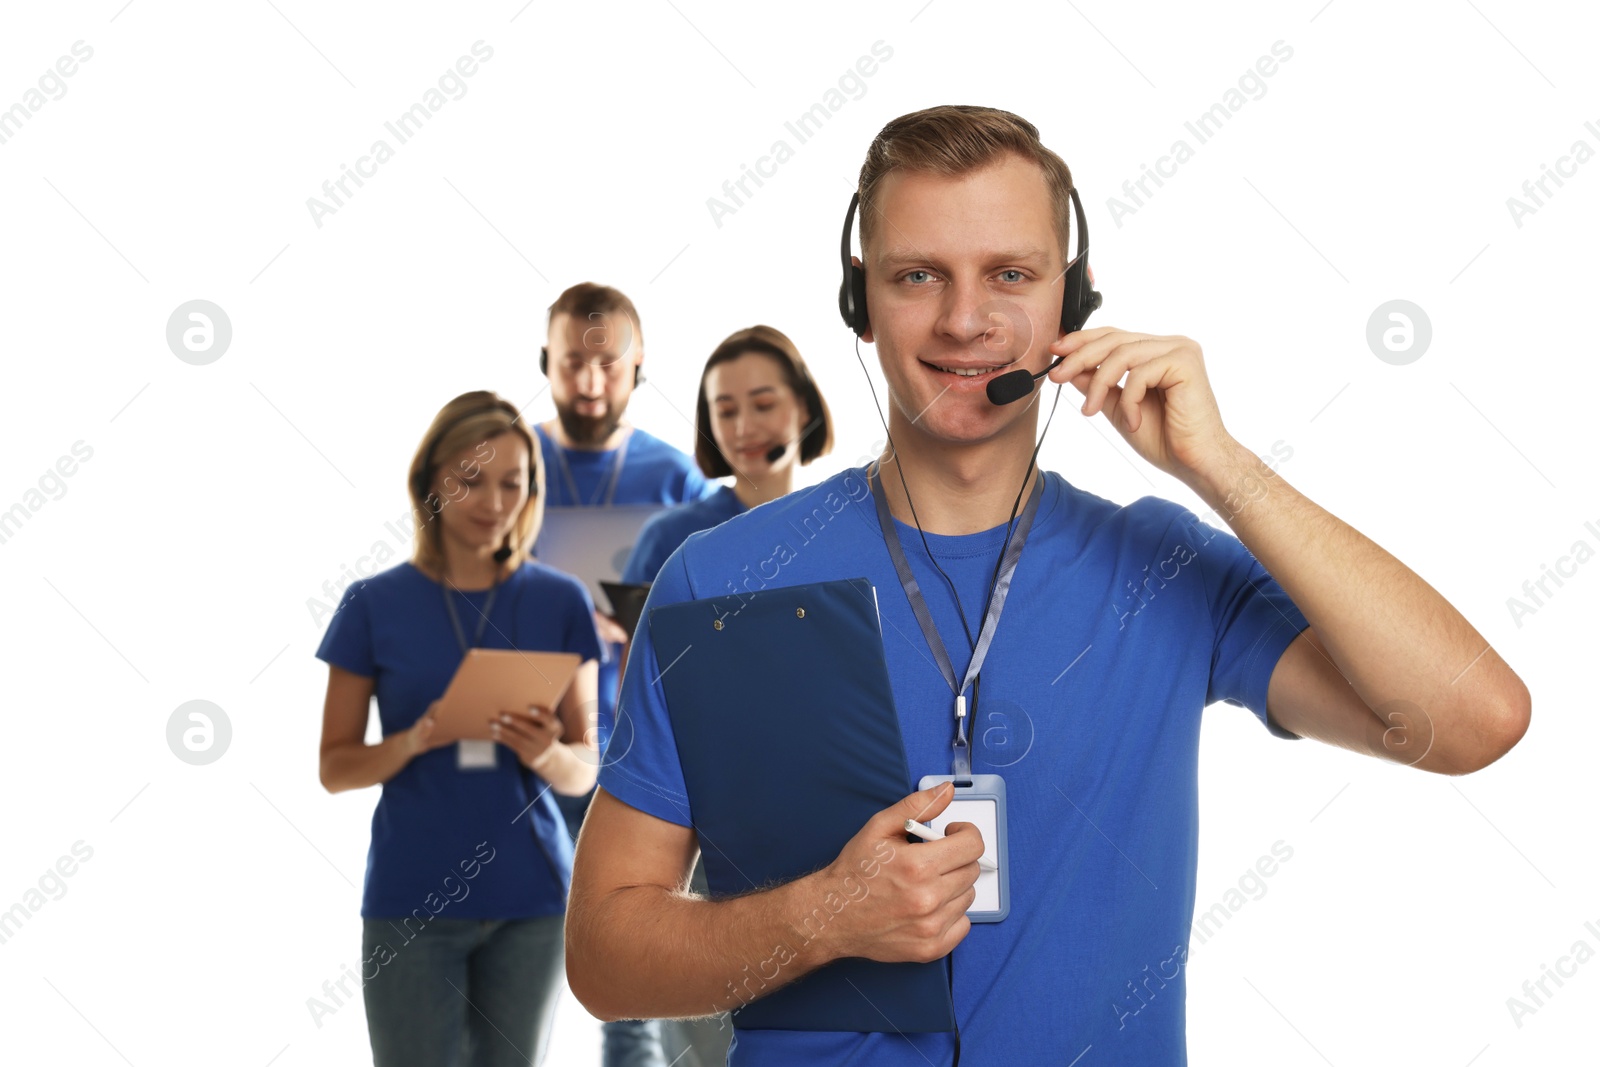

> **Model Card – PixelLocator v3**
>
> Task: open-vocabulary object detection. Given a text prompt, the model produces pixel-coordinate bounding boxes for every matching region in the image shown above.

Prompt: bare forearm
[567,871,839,1021]
[320,735,413,793]
[529,740,598,797]
[1185,439,1530,762]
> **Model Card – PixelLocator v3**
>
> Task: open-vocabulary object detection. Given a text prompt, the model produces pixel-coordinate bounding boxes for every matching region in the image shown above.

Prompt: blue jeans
[362,915,564,1067]
[561,788,673,1067]
[659,1014,734,1067]
[604,1017,667,1067]
[655,856,734,1067]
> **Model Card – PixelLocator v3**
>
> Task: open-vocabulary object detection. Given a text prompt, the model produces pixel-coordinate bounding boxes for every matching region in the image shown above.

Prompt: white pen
[903,819,999,873]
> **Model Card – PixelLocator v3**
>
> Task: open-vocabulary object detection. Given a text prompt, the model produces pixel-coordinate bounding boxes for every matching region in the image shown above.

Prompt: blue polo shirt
[315,560,604,920]
[622,485,747,584]
[599,465,1309,1066]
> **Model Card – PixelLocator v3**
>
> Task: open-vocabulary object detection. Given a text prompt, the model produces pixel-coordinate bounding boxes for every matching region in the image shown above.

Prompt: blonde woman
[316,390,603,1067]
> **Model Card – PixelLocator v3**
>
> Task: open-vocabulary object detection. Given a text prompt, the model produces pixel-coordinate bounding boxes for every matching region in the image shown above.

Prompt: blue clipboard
[647,578,957,1034]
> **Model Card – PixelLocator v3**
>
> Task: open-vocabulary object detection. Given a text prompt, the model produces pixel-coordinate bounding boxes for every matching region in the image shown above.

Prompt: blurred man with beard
[534,281,712,1067]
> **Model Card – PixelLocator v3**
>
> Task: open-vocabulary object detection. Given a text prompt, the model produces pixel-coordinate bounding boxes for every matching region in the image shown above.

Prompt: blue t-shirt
[622,485,747,584]
[599,466,1309,1066]
[533,423,711,508]
[534,422,713,722]
[315,560,604,920]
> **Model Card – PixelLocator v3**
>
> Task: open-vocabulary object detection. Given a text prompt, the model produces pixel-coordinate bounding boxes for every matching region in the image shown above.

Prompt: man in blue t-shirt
[534,281,713,1067]
[533,281,713,756]
[566,106,1531,1066]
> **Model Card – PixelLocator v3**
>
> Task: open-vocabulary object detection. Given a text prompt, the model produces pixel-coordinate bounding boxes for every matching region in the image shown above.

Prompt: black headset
[837,183,1102,405]
[540,345,643,388]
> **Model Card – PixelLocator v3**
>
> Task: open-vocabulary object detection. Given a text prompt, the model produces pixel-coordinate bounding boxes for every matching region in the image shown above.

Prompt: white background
[1,1,1594,1064]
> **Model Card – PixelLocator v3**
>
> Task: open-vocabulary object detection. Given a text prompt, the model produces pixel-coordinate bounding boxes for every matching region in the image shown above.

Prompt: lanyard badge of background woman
[442,546,511,770]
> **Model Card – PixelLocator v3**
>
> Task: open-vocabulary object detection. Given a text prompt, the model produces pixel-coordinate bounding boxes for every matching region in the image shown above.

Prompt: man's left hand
[1045,326,1236,484]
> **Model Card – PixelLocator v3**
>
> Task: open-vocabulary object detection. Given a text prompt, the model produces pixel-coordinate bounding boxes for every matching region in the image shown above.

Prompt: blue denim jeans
[561,788,674,1067]
[362,915,564,1067]
[655,855,734,1067]
[603,1017,667,1067]
[659,1014,734,1067]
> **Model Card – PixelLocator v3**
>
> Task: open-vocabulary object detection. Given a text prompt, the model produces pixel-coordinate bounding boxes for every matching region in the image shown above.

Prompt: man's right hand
[815,781,985,965]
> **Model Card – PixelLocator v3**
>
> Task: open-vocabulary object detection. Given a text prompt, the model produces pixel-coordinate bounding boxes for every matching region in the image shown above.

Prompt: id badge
[457,739,497,770]
[916,773,1009,923]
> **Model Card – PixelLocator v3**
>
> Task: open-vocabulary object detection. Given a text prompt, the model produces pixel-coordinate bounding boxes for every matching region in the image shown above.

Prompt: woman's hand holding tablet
[490,706,564,770]
[400,699,452,760]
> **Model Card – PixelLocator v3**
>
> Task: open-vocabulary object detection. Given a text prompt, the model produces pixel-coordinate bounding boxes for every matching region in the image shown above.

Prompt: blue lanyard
[441,574,502,655]
[551,427,632,507]
[871,463,1044,778]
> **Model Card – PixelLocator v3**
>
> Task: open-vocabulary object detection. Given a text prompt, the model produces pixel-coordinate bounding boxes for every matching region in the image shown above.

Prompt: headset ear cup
[837,192,871,337]
[850,264,869,336]
[539,346,548,377]
[835,263,869,337]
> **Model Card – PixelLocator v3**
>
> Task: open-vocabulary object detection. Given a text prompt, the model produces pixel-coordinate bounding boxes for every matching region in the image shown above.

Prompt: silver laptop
[534,504,669,606]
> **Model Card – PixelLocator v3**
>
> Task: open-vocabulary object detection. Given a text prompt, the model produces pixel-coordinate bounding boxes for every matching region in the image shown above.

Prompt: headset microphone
[985,357,1065,406]
[763,443,786,463]
[493,544,513,564]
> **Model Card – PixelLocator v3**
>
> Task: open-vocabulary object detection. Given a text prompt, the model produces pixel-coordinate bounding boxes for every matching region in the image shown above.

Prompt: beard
[556,397,628,447]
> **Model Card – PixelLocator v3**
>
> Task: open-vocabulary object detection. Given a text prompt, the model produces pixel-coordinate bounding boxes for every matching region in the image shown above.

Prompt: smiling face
[433,431,531,564]
[861,152,1066,446]
[705,352,807,478]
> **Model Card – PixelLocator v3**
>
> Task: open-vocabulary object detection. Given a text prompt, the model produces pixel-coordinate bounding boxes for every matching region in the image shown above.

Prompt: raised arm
[1212,443,1530,775]
[565,783,984,1022]
[1046,326,1531,775]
